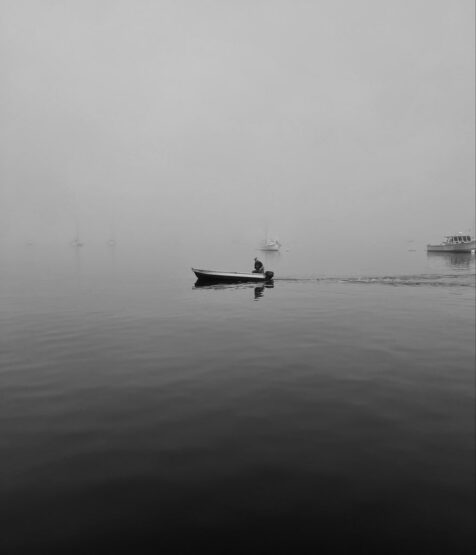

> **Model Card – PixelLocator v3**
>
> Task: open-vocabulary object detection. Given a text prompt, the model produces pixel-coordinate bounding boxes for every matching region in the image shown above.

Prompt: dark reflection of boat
[194,281,233,289]
[254,285,265,299]
[254,282,274,300]
[427,251,475,269]
[194,281,274,299]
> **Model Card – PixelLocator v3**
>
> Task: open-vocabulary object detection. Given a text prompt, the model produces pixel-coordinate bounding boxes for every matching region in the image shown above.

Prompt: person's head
[254,257,258,261]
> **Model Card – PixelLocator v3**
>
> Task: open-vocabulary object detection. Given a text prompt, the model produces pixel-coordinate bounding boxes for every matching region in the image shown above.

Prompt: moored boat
[259,225,281,251]
[427,234,475,253]
[192,268,274,283]
[260,239,281,252]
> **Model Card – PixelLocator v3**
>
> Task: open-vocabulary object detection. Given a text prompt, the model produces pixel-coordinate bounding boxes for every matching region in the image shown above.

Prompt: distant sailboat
[260,224,281,251]
[71,222,83,247]
[107,198,117,246]
[71,190,84,247]
[71,207,84,247]
[260,239,281,251]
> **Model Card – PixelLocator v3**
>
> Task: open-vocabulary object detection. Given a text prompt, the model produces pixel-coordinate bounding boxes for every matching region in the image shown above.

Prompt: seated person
[253,257,264,273]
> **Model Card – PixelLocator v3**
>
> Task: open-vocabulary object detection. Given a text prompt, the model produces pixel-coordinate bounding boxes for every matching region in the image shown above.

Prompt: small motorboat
[192,268,274,284]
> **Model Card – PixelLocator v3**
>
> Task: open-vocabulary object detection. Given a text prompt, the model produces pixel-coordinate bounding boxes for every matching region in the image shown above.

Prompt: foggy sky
[1,0,474,247]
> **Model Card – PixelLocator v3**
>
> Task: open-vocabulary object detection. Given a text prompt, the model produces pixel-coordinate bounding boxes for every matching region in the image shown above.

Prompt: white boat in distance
[192,268,274,283]
[259,223,281,251]
[427,233,475,253]
[260,239,281,251]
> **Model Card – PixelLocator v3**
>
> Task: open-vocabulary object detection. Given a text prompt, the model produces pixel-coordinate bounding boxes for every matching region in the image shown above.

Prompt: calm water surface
[1,243,474,554]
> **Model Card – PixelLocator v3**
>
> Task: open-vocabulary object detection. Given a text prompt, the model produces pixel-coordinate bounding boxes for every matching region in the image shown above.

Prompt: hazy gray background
[1,0,474,251]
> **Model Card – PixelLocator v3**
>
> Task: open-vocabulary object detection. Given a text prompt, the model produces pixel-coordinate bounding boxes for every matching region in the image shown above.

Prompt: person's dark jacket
[254,259,264,273]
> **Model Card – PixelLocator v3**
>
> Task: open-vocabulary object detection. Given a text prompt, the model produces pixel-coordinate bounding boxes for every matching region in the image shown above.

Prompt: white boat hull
[260,240,281,251]
[427,241,475,253]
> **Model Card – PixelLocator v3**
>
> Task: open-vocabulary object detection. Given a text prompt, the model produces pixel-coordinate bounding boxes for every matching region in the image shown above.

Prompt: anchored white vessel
[260,239,281,251]
[427,233,475,253]
[260,223,281,251]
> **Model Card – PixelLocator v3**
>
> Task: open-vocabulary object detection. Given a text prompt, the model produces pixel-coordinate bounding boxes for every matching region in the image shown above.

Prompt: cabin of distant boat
[444,235,472,244]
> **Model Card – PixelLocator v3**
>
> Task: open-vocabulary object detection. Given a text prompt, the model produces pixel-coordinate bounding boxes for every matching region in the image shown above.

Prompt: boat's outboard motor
[264,271,274,281]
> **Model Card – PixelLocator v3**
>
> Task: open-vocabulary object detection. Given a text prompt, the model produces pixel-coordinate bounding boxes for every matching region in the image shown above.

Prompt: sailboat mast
[71,187,83,246]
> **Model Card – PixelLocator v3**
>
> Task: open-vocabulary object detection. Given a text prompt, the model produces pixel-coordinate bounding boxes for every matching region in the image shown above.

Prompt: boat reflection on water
[194,281,274,300]
[427,251,475,270]
[254,285,264,300]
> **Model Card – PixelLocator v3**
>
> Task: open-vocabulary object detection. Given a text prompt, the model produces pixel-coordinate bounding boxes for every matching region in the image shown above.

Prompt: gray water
[1,241,474,554]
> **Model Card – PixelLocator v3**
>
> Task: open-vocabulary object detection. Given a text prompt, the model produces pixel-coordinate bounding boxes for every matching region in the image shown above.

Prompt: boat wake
[316,273,475,288]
